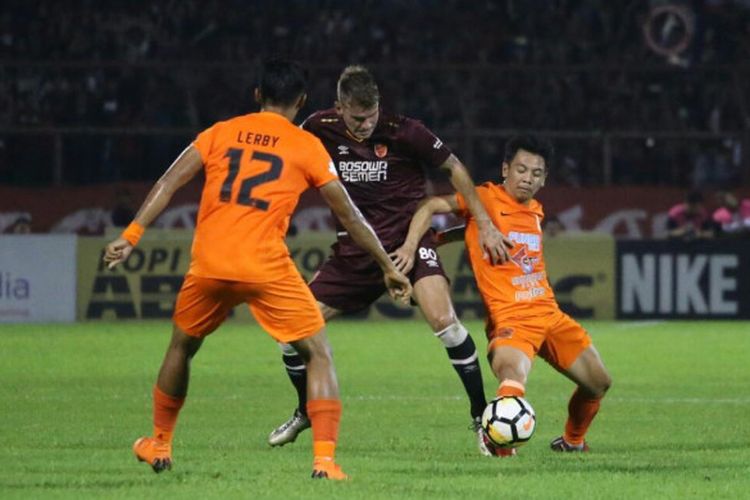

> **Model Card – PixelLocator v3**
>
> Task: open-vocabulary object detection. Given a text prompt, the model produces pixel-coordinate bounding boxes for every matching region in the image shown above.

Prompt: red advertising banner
[2,183,748,238]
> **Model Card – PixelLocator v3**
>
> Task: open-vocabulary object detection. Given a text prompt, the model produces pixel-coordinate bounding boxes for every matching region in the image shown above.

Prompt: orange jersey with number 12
[191,111,337,282]
[456,183,557,318]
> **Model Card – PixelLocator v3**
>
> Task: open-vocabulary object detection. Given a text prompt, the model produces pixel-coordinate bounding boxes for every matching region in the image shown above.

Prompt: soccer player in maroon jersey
[268,65,513,455]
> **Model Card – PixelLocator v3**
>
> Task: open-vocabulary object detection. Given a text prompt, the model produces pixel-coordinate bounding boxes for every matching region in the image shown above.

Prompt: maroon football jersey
[303,108,452,256]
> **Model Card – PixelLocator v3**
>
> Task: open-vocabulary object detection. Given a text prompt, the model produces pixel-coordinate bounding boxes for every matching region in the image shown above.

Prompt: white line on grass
[347,394,750,405]
[607,396,750,405]
[615,321,665,329]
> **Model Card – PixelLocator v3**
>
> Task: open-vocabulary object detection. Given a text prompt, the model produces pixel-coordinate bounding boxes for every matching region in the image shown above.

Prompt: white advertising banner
[0,235,77,322]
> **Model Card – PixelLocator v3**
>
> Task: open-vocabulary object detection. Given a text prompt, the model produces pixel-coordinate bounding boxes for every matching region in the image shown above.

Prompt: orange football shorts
[173,272,325,343]
[486,307,592,370]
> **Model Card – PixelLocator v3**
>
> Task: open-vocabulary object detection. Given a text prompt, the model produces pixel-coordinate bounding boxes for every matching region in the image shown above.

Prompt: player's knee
[585,371,612,399]
[490,348,529,383]
[492,363,527,385]
[430,314,458,333]
[597,372,613,397]
[434,321,468,347]
[170,328,203,358]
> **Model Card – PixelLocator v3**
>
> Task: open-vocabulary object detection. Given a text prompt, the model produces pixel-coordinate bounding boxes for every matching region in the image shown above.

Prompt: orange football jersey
[456,183,557,318]
[190,111,337,282]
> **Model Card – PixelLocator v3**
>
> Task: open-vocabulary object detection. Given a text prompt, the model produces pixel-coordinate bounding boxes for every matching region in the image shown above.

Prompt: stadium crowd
[1,0,749,187]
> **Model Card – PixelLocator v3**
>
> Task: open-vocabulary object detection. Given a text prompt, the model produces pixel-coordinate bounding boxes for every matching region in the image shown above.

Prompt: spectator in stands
[8,214,32,233]
[712,190,750,237]
[3,1,750,187]
[2,212,32,234]
[666,190,714,240]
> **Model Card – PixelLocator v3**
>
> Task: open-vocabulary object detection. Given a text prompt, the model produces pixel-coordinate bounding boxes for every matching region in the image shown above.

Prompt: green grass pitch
[1,320,749,499]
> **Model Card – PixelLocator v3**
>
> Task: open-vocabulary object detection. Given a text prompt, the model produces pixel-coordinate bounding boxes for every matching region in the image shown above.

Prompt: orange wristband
[121,222,145,246]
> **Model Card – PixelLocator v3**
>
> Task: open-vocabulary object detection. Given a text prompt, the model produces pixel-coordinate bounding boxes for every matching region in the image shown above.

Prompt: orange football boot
[133,437,173,473]
[311,457,348,480]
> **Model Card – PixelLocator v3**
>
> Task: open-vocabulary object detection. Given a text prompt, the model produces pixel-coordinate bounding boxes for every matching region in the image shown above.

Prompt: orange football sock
[497,379,526,398]
[563,387,601,445]
[153,385,185,444]
[307,399,342,461]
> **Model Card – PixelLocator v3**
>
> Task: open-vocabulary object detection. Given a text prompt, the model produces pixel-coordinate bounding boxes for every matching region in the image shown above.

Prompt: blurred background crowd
[1,0,749,235]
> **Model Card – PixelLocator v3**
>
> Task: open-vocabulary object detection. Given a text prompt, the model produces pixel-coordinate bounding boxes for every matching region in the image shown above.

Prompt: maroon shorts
[309,232,447,313]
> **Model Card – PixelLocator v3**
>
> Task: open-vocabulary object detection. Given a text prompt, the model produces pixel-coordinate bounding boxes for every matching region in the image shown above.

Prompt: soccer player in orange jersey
[396,135,612,456]
[103,59,412,480]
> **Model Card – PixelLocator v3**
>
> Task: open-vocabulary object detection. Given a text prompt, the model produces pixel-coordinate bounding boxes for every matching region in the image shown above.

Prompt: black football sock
[436,323,487,419]
[282,353,308,415]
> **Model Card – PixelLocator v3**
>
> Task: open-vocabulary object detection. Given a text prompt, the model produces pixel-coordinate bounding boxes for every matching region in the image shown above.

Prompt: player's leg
[270,302,342,446]
[554,344,611,451]
[270,256,381,447]
[134,275,230,473]
[489,345,533,396]
[133,325,203,472]
[413,274,489,455]
[250,271,347,479]
[540,313,612,452]
[290,330,346,480]
[483,318,544,457]
[414,275,487,419]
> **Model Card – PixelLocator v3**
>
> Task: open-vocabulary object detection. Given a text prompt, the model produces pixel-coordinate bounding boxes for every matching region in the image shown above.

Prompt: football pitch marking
[614,321,665,329]
[347,394,750,405]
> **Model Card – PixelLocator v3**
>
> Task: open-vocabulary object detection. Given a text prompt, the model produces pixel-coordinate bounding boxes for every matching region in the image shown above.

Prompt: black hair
[337,65,380,108]
[503,135,554,169]
[257,58,308,106]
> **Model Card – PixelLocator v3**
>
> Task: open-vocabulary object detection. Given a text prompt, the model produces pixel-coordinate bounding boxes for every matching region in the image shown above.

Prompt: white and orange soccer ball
[481,396,536,448]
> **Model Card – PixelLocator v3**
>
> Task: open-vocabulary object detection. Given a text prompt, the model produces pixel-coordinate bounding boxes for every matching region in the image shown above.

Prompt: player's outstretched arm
[319,180,412,304]
[390,195,457,274]
[103,144,203,269]
[440,154,513,264]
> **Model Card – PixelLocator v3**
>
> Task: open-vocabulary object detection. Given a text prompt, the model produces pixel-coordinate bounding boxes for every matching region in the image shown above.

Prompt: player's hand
[383,268,413,305]
[477,221,513,265]
[103,238,134,269]
[389,244,416,274]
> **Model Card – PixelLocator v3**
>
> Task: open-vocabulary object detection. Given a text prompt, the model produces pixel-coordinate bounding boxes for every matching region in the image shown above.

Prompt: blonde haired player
[268,65,514,456]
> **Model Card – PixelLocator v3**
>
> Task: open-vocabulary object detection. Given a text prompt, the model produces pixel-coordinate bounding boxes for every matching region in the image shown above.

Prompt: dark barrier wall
[7,183,750,238]
[617,239,750,319]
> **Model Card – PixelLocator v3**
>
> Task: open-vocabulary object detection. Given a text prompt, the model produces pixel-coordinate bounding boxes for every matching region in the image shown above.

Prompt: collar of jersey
[256,111,291,122]
[345,128,366,143]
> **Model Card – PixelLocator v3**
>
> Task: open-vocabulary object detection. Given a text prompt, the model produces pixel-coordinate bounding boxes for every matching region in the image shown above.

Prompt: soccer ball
[481,396,536,448]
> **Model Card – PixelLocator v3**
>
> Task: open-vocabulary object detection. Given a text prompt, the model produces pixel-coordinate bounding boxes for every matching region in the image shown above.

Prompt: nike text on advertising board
[617,240,750,319]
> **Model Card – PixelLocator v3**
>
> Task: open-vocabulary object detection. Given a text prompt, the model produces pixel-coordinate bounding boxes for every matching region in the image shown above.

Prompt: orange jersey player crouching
[103,59,412,480]
[395,135,611,456]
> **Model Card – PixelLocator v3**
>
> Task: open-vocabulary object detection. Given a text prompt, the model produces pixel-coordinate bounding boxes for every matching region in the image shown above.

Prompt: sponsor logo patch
[374,143,388,158]
[510,246,538,274]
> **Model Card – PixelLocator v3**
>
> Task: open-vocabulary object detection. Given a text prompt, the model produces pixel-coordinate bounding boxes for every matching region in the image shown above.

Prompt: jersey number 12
[220,148,283,210]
